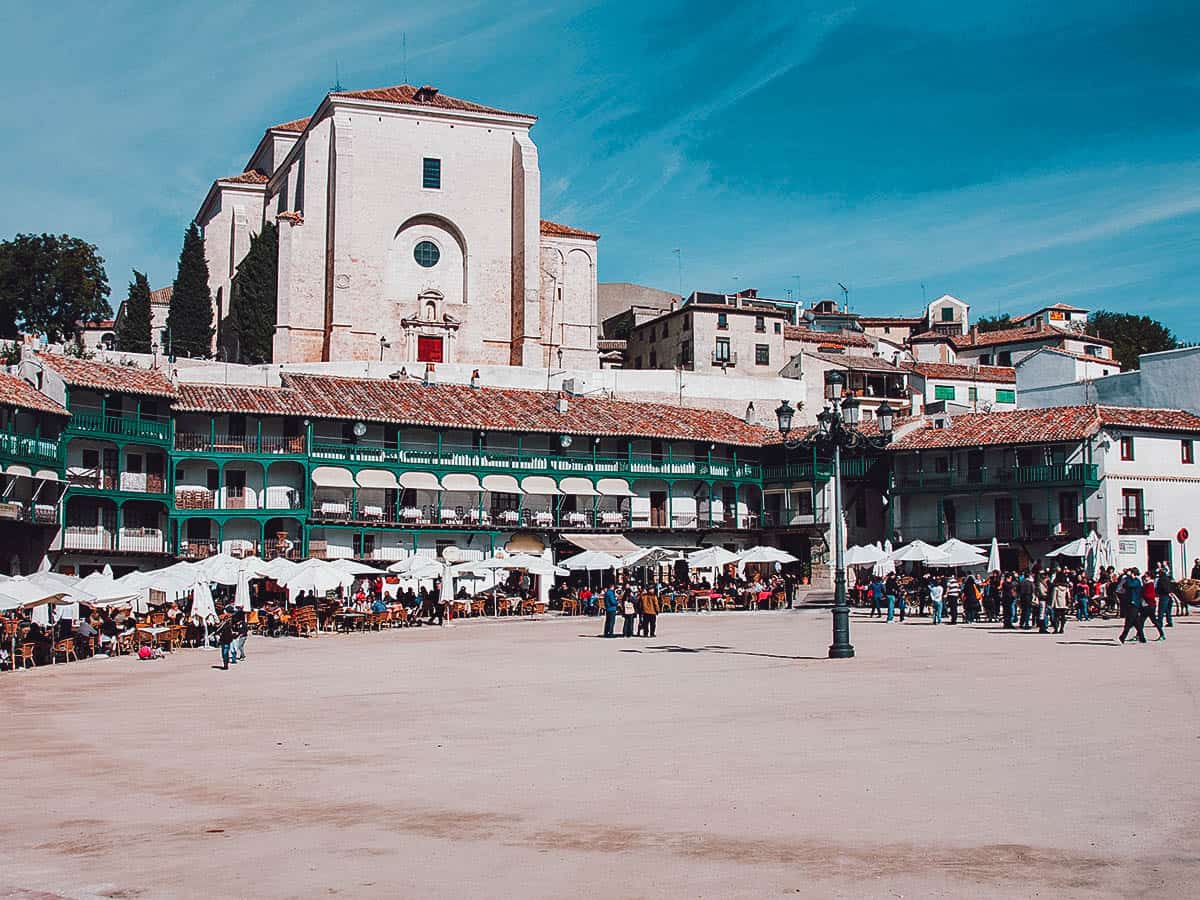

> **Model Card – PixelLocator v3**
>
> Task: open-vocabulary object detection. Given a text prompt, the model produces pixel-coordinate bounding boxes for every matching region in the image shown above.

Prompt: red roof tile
[804,352,905,374]
[174,384,313,417]
[952,322,1112,349]
[1096,406,1200,432]
[540,219,600,240]
[37,354,177,399]
[904,362,1016,384]
[784,326,872,348]
[331,84,533,119]
[280,373,767,446]
[0,374,69,417]
[218,170,269,185]
[149,286,172,306]
[271,117,310,133]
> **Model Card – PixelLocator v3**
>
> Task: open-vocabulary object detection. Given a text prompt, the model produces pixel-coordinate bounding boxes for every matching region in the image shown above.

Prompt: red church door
[417,336,444,363]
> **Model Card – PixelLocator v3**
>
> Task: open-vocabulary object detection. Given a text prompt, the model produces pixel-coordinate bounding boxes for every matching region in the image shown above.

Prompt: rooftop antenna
[837,282,849,309]
[672,248,682,298]
[332,62,344,93]
[921,282,927,305]
[403,33,408,84]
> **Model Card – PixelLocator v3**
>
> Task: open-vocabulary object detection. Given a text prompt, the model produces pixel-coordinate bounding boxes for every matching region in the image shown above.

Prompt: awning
[596,477,635,497]
[482,474,523,495]
[562,533,641,554]
[398,471,443,491]
[35,469,61,482]
[442,473,482,492]
[355,469,399,490]
[311,466,355,488]
[559,476,599,496]
[521,475,562,495]
[6,464,32,479]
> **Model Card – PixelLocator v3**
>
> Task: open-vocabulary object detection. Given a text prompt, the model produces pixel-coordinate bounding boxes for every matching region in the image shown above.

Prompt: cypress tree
[116,270,152,353]
[166,223,213,358]
[228,221,278,363]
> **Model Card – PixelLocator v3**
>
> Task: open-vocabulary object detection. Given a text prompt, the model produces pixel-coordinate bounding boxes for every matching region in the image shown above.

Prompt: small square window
[995,389,1015,404]
[1120,436,1134,461]
[997,351,1012,366]
[1183,440,1194,464]
[422,157,441,189]
[773,322,781,334]
[755,315,765,333]
[967,387,978,402]
[754,344,770,366]
[941,307,955,322]
[934,385,955,401]
[717,313,728,330]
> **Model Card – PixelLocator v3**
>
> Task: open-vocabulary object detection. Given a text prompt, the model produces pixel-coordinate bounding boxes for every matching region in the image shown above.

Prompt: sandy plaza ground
[2,608,1199,899]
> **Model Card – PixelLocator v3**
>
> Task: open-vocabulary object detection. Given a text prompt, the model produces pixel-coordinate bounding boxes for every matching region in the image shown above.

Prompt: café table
[334,611,367,632]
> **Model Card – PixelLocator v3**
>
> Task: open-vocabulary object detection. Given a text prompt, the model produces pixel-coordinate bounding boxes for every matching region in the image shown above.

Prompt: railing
[762,506,830,528]
[177,539,302,561]
[309,498,631,531]
[310,443,761,481]
[66,468,167,495]
[711,351,737,367]
[761,461,833,484]
[914,518,1098,544]
[174,433,308,455]
[894,463,1099,492]
[1118,510,1154,535]
[0,500,60,525]
[68,412,170,442]
[0,431,60,465]
[61,527,167,554]
[173,485,305,512]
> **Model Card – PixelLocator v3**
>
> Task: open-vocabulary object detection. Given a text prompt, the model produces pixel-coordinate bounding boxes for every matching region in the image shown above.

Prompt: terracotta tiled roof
[331,84,533,119]
[1096,406,1200,433]
[889,405,1200,451]
[858,316,923,326]
[804,352,905,373]
[271,117,310,133]
[37,354,177,399]
[173,384,314,417]
[540,219,600,240]
[281,373,768,446]
[149,286,172,306]
[218,170,269,185]
[909,330,955,343]
[0,374,69,417]
[951,323,1112,349]
[784,326,872,348]
[77,320,115,330]
[1028,347,1119,368]
[904,362,1016,383]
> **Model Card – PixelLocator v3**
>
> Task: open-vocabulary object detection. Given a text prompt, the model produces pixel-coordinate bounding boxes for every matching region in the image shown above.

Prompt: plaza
[2,608,1197,899]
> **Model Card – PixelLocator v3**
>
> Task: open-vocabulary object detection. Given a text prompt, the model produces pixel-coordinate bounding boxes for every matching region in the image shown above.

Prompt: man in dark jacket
[1118,570,1146,644]
[216,612,238,668]
[602,586,618,638]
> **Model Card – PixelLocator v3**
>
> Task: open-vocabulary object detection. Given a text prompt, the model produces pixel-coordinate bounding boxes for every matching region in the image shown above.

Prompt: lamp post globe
[841,394,861,428]
[876,400,896,436]
[774,399,795,438]
[824,370,846,401]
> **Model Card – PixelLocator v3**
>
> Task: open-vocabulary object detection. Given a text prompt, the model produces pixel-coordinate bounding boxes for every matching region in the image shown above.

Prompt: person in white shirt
[929,577,945,625]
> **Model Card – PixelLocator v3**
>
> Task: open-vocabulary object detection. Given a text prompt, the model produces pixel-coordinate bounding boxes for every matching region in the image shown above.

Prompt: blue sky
[2,1,1198,336]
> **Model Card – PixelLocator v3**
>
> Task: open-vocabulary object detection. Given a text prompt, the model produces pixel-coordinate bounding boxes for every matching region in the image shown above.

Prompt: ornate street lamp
[775,374,895,659]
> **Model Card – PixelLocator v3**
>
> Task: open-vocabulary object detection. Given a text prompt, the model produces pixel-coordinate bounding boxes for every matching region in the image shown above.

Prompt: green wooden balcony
[761,460,833,484]
[310,442,761,482]
[893,463,1100,494]
[67,412,171,443]
[0,431,61,467]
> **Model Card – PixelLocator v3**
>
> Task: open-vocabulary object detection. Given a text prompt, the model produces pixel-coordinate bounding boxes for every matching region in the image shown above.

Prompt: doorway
[1148,540,1171,574]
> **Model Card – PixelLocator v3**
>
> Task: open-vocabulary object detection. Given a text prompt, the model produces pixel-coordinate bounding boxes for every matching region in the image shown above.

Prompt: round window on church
[413,240,440,268]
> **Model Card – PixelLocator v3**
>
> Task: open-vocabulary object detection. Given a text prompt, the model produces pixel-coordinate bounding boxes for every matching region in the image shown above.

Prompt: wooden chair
[561,597,578,616]
[470,600,486,618]
[14,642,36,669]
[53,638,78,664]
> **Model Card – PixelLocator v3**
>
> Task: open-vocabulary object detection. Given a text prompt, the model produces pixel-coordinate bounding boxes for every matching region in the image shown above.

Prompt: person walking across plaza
[1118,568,1148,644]
[621,587,637,638]
[929,577,944,625]
[944,574,960,625]
[602,584,618,638]
[1017,573,1034,629]
[1155,565,1175,628]
[1140,572,1166,641]
[869,575,884,618]
[1051,576,1070,634]
[640,585,660,638]
[216,610,238,670]
[233,608,249,661]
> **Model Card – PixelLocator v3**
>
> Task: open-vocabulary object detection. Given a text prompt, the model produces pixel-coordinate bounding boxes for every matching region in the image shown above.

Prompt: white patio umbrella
[686,546,740,569]
[937,538,987,560]
[332,559,388,576]
[189,580,217,648]
[1046,538,1089,558]
[987,537,1001,573]
[844,544,888,567]
[0,578,69,611]
[279,561,355,601]
[889,540,952,564]
[29,571,96,604]
[233,568,252,610]
[199,553,271,585]
[259,556,299,582]
[560,549,622,571]
[439,562,456,624]
[930,546,990,568]
[77,571,138,608]
[388,556,444,579]
[620,546,680,569]
[737,546,800,564]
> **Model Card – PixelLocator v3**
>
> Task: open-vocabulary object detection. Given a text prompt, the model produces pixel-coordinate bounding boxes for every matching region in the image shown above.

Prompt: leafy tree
[227,222,278,363]
[116,270,153,353]
[1087,310,1177,370]
[974,314,1012,333]
[166,223,213,358]
[0,233,110,341]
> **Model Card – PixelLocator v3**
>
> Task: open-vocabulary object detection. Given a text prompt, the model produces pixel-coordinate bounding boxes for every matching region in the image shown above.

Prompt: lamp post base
[828,602,854,659]
[828,643,856,659]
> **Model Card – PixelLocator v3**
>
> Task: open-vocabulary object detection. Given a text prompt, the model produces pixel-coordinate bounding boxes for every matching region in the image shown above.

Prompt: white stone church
[196,84,599,369]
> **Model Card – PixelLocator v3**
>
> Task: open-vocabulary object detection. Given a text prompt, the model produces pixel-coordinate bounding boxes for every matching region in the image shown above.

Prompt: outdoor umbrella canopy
[889,540,952,564]
[387,556,443,578]
[937,538,986,559]
[76,571,138,606]
[844,544,888,566]
[621,546,680,569]
[198,553,271,585]
[332,559,388,576]
[279,562,355,599]
[190,580,217,623]
[988,537,1001,573]
[259,556,299,581]
[0,578,69,611]
[233,568,252,610]
[1046,538,1089,558]
[930,546,990,568]
[686,546,740,569]
[560,550,622,571]
[737,546,800,564]
[29,571,96,604]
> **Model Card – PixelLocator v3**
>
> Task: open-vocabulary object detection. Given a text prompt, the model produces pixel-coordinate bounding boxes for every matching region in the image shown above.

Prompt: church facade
[196,84,599,369]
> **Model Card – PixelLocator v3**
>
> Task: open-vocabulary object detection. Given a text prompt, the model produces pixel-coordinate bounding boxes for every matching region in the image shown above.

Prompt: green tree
[116,270,153,353]
[227,221,278,363]
[1087,310,1177,370]
[0,233,110,340]
[974,314,1012,333]
[166,223,213,358]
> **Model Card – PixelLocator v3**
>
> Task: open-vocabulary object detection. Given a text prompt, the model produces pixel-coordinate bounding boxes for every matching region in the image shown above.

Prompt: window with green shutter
[968,386,978,402]
[995,389,1015,404]
[422,157,441,189]
[934,385,955,401]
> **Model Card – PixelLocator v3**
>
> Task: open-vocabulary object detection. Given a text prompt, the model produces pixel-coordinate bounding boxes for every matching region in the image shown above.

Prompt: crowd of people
[857,562,1185,642]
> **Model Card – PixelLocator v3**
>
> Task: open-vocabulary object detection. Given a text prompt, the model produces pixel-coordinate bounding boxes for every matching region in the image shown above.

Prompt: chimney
[556,391,569,414]
[970,325,979,343]
[414,85,439,102]
[744,401,756,424]
[470,368,481,389]
[423,362,435,385]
